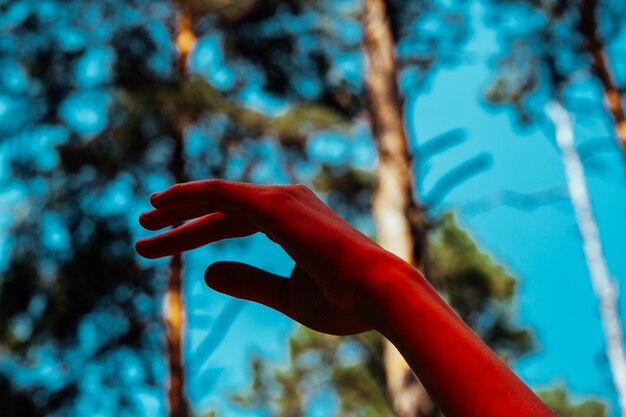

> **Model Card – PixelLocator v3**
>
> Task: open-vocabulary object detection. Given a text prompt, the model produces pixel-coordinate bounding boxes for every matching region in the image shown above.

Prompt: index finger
[150,179,258,214]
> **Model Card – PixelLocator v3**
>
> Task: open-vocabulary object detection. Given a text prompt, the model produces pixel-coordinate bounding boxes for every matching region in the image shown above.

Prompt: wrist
[355,255,428,335]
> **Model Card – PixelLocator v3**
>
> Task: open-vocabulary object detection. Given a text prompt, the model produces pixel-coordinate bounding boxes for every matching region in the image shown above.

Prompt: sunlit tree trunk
[578,0,626,154]
[546,100,626,417]
[165,251,188,417]
[362,1,437,416]
[164,11,196,417]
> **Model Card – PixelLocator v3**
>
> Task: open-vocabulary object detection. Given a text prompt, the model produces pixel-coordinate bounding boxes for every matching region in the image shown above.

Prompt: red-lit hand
[135,179,558,417]
[135,180,402,335]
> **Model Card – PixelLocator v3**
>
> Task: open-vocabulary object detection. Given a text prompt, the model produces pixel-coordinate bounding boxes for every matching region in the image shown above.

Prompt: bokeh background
[1,0,626,416]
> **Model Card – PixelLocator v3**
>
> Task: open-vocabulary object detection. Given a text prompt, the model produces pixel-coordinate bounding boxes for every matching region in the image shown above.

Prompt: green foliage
[272,104,351,147]
[312,164,375,222]
[231,328,392,417]
[428,213,532,359]
[538,388,607,417]
[430,213,516,300]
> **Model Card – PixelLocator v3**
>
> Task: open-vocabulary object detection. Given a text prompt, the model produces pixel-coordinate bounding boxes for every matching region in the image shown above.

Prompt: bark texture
[362,1,436,416]
[578,0,626,153]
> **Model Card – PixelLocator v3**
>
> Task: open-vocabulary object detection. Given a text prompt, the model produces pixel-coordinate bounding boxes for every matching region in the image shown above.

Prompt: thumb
[204,261,291,315]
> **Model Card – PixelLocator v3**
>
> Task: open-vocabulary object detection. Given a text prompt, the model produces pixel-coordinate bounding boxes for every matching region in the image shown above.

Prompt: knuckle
[294,183,310,192]
[257,186,298,213]
[285,183,312,196]
[266,184,316,207]
[203,178,222,190]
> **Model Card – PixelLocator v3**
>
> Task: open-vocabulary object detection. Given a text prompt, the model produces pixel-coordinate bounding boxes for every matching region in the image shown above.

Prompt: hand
[135,179,408,335]
[135,180,559,417]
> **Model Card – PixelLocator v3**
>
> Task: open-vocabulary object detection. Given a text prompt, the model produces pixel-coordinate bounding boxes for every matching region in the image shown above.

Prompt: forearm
[363,264,557,417]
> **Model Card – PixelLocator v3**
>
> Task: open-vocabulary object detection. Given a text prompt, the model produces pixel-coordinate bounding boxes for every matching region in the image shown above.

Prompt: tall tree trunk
[164,11,196,417]
[165,250,188,417]
[362,1,437,416]
[578,0,626,154]
[546,100,626,417]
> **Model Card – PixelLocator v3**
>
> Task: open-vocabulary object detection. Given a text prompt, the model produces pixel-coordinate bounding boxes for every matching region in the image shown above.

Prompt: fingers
[149,179,258,214]
[135,212,258,259]
[137,179,268,259]
[139,205,214,230]
[204,261,291,316]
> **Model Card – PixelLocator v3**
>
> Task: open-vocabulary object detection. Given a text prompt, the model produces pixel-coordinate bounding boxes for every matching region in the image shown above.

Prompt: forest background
[1,0,626,417]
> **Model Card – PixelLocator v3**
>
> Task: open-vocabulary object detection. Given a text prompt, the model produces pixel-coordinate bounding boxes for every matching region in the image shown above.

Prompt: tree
[483,0,626,153]
[577,0,626,151]
[546,99,626,417]
[483,0,626,414]
[364,0,440,414]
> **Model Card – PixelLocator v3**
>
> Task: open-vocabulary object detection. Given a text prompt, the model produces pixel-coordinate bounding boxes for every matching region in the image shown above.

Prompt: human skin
[135,179,557,417]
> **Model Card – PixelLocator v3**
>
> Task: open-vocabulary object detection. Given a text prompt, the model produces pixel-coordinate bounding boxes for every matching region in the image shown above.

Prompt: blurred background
[1,0,626,416]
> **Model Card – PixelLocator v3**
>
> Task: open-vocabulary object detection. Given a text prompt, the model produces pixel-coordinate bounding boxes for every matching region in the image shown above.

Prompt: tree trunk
[165,122,189,417]
[546,100,626,417]
[165,251,188,417]
[362,1,437,416]
[164,11,196,417]
[578,0,626,154]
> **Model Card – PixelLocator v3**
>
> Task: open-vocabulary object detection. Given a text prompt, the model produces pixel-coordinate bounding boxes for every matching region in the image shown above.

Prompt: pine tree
[484,1,626,414]
[484,0,626,152]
